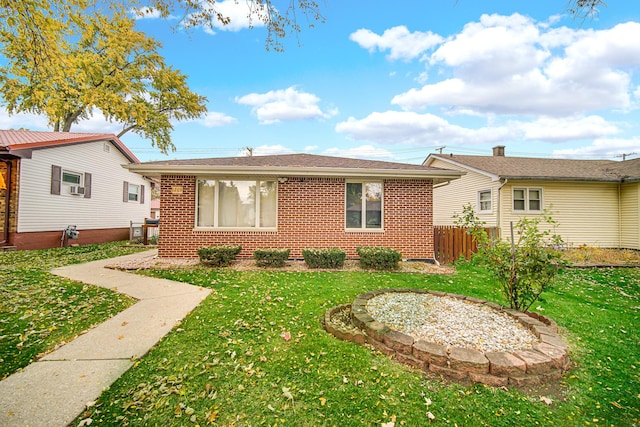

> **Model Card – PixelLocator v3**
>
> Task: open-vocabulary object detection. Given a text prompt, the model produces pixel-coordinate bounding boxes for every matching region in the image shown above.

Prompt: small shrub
[453,203,566,312]
[254,248,290,268]
[357,246,402,270]
[197,245,242,267]
[302,248,346,269]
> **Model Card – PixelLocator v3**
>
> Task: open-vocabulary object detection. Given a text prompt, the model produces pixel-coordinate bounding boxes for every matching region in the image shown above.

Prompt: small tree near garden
[454,204,567,312]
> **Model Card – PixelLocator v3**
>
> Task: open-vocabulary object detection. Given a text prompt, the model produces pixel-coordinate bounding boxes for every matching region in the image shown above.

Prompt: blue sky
[3,0,640,163]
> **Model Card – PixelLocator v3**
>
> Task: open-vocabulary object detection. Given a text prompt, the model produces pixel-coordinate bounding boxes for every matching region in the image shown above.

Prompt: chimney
[492,145,505,157]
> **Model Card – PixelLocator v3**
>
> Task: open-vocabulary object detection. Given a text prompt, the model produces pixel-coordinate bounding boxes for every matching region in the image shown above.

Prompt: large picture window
[513,188,542,212]
[197,179,277,229]
[346,182,382,230]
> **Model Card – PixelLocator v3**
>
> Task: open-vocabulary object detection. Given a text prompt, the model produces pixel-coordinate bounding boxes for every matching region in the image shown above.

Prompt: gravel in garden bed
[366,293,539,353]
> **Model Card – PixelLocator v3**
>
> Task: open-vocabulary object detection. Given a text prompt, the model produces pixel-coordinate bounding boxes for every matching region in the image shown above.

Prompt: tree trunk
[62,110,83,132]
[117,124,137,138]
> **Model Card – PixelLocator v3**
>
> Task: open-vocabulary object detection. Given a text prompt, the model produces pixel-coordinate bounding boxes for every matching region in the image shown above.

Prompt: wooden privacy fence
[433,226,496,264]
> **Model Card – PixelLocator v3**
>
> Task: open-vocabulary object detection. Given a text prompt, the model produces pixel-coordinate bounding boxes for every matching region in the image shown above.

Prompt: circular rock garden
[324,289,570,388]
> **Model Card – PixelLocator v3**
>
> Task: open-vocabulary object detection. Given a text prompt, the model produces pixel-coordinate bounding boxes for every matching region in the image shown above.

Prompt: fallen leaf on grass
[319,397,327,406]
[539,396,553,405]
[281,331,291,341]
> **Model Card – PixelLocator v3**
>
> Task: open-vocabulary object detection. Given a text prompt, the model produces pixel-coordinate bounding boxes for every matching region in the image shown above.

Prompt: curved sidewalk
[0,250,210,427]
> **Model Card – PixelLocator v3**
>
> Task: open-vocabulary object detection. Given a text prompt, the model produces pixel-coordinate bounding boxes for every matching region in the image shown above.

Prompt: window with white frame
[478,190,492,213]
[128,183,140,202]
[122,181,144,203]
[51,165,91,198]
[196,179,277,229]
[62,170,82,186]
[345,182,383,230]
[513,188,542,212]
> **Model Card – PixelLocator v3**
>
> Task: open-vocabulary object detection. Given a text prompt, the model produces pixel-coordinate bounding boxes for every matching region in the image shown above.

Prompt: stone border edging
[324,289,570,388]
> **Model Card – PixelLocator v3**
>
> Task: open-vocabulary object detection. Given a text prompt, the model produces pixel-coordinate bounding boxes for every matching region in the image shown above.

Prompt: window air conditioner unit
[69,186,85,195]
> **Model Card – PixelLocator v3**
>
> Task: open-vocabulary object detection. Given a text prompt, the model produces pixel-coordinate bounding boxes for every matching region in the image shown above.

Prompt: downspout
[1,159,11,245]
[618,181,622,249]
[496,178,508,238]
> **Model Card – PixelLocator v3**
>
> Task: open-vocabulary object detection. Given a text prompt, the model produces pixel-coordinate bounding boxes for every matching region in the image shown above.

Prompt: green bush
[254,248,290,268]
[357,246,402,270]
[302,248,346,269]
[197,245,242,267]
[453,203,566,312]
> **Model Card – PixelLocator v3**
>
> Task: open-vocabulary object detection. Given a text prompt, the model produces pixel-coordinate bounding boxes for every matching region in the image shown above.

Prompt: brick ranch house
[124,154,463,260]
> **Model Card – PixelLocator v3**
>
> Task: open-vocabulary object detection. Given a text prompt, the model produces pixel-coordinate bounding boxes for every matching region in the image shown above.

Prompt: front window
[478,190,492,213]
[346,182,382,230]
[513,188,543,212]
[197,179,277,229]
[128,183,140,202]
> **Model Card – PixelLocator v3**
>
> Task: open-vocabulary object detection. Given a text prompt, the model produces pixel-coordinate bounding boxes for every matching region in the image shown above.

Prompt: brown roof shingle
[428,154,640,181]
[141,153,444,171]
[127,153,463,182]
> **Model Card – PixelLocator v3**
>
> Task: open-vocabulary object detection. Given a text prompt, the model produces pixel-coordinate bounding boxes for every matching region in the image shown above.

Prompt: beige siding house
[424,146,640,250]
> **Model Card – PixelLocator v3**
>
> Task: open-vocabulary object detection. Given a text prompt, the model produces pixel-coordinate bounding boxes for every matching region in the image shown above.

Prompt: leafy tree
[453,203,567,312]
[0,6,207,153]
[0,0,322,152]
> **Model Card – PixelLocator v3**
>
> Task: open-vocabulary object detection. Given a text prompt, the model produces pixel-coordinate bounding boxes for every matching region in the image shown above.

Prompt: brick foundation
[158,176,434,259]
[10,228,131,250]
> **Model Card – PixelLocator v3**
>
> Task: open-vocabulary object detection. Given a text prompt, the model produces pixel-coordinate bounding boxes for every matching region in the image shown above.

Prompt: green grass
[0,242,147,378]
[73,262,639,426]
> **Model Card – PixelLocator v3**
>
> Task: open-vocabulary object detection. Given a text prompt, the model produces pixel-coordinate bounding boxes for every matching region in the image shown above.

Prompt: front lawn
[0,242,147,379]
[76,263,639,426]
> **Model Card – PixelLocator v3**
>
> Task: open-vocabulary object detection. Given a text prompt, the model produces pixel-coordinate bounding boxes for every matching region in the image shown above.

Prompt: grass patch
[75,262,639,426]
[0,242,147,378]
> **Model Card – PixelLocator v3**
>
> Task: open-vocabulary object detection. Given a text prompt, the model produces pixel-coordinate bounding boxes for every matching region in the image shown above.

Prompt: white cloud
[350,26,443,61]
[516,115,620,142]
[73,111,127,134]
[335,110,513,146]
[187,0,268,34]
[199,111,237,127]
[552,138,640,159]
[236,86,337,124]
[0,110,49,130]
[391,15,640,116]
[130,7,176,20]
[322,145,395,160]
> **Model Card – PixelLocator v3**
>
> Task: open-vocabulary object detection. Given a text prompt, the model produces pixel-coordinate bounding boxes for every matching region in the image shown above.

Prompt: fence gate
[433,226,493,264]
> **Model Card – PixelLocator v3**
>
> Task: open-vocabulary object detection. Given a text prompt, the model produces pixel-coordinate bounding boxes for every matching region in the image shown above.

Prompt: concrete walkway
[0,250,211,427]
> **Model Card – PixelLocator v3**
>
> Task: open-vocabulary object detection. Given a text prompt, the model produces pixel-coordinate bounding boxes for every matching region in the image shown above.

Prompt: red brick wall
[158,175,434,260]
[11,228,131,250]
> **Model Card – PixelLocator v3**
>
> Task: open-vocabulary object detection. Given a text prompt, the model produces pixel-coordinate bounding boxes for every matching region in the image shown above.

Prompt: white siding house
[1,130,151,250]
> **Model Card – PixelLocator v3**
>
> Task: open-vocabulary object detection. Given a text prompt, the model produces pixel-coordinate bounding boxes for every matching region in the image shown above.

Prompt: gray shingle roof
[428,154,640,182]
